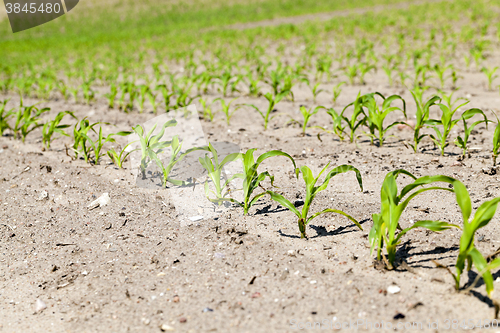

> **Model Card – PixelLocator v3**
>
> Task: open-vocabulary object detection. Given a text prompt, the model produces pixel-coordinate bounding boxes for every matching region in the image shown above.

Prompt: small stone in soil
[387,285,401,294]
[35,299,47,313]
[160,323,175,331]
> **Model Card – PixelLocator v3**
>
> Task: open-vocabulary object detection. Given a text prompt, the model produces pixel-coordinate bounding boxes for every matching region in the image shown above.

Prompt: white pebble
[387,285,401,294]
[35,299,47,312]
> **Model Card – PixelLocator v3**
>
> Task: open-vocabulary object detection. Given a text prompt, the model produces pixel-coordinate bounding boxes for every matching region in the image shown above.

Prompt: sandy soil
[2,50,500,333]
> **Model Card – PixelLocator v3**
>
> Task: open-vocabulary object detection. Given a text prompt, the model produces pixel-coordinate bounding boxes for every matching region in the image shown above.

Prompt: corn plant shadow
[277,218,369,239]
[463,270,500,294]
[254,204,288,215]
[395,242,459,269]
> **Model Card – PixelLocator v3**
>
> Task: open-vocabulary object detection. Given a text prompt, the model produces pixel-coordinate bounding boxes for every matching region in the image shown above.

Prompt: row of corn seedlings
[2,100,500,314]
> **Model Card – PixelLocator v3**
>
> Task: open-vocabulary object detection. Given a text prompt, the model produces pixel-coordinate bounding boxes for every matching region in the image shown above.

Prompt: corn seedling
[332,82,345,105]
[426,100,473,156]
[72,118,101,162]
[107,142,136,169]
[341,93,367,143]
[245,90,291,130]
[105,83,118,109]
[82,78,95,105]
[267,163,363,239]
[82,126,131,165]
[288,105,325,135]
[245,70,263,97]
[482,66,498,91]
[358,62,375,85]
[369,170,460,269]
[454,109,489,157]
[149,135,209,187]
[132,120,177,179]
[216,72,242,97]
[435,179,500,298]
[13,103,50,142]
[362,93,406,146]
[492,115,500,166]
[0,100,13,136]
[409,89,440,153]
[345,64,358,85]
[198,143,242,205]
[137,85,155,113]
[156,84,175,112]
[42,111,77,149]
[214,98,241,126]
[230,149,296,215]
[303,80,324,103]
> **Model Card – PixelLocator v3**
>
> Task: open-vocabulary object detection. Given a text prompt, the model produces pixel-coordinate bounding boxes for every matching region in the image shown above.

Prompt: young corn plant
[0,100,13,136]
[156,84,175,112]
[433,179,500,298]
[198,143,242,205]
[42,111,77,149]
[409,88,440,153]
[82,127,132,165]
[132,120,177,179]
[72,118,102,162]
[288,106,326,135]
[245,90,291,130]
[362,93,406,146]
[315,108,346,142]
[492,115,500,166]
[369,170,460,269]
[332,82,345,105]
[482,66,498,91]
[454,109,489,158]
[303,80,325,103]
[199,98,217,122]
[13,103,50,142]
[105,83,118,109]
[230,149,296,215]
[341,93,367,143]
[214,98,241,126]
[107,142,136,169]
[267,164,363,239]
[358,62,375,85]
[426,101,476,156]
[149,135,209,187]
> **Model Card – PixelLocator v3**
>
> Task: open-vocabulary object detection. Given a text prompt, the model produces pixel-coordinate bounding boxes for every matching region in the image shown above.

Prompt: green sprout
[341,92,367,143]
[107,142,136,169]
[132,120,177,179]
[454,109,489,158]
[332,82,345,105]
[426,100,475,156]
[72,118,101,162]
[13,103,50,142]
[288,106,325,135]
[245,90,291,130]
[149,135,208,187]
[482,66,498,91]
[267,163,363,239]
[369,170,460,269]
[42,111,77,149]
[230,149,296,215]
[214,97,241,126]
[435,179,500,298]
[362,92,406,146]
[198,143,242,205]
[0,100,13,136]
[409,88,440,153]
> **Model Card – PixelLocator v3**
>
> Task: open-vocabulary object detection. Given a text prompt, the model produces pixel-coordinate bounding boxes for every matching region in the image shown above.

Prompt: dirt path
[223,0,450,30]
